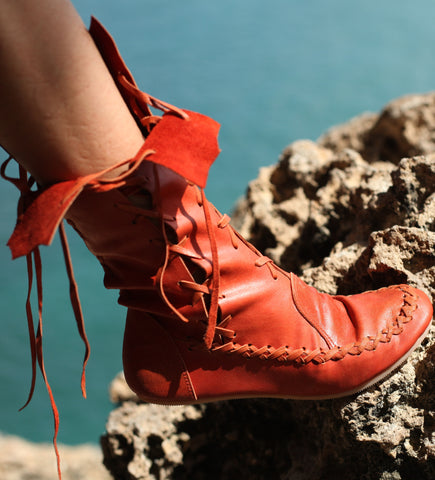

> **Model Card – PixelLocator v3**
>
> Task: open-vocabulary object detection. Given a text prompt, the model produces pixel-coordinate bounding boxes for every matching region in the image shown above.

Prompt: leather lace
[152,166,220,349]
[1,158,89,479]
[117,74,189,129]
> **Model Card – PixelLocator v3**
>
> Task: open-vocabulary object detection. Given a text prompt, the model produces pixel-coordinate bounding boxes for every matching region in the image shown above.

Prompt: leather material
[5,19,434,405]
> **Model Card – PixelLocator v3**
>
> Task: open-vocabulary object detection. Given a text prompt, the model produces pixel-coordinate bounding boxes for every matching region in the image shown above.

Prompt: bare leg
[0,0,144,185]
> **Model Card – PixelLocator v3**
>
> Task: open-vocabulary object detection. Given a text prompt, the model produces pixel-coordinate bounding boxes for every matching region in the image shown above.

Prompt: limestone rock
[101,92,435,480]
[0,433,111,480]
[364,94,435,163]
[101,402,203,480]
[319,93,435,164]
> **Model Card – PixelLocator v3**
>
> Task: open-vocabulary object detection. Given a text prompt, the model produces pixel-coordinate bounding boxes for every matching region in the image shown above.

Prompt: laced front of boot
[138,162,422,366]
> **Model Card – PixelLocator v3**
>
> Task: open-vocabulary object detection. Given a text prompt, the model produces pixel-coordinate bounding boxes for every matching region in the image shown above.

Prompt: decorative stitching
[209,286,418,365]
[181,370,198,401]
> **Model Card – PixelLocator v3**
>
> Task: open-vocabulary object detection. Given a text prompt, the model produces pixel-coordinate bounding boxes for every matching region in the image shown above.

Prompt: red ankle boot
[5,18,433,412]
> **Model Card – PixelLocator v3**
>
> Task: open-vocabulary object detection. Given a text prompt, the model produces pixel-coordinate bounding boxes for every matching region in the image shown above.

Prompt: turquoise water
[1,0,435,445]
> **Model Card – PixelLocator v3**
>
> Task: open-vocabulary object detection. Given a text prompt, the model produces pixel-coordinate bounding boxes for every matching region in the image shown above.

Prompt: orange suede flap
[8,180,86,259]
[144,110,221,188]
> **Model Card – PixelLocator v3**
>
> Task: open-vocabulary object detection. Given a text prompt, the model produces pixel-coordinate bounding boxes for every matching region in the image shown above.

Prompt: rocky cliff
[101,93,435,480]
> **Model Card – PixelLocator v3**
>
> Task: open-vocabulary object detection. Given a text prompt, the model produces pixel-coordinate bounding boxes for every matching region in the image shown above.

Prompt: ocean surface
[1,0,435,445]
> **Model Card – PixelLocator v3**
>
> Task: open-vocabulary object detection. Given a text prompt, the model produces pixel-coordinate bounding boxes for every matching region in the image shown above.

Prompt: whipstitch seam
[209,286,418,365]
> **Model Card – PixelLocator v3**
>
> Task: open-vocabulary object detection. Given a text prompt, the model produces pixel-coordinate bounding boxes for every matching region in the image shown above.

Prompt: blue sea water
[1,0,435,445]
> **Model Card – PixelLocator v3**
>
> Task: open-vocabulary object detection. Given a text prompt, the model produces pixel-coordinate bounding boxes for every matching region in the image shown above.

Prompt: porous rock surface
[101,93,435,480]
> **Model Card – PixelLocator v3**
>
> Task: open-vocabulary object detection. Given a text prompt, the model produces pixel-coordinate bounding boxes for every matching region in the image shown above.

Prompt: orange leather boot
[5,19,433,410]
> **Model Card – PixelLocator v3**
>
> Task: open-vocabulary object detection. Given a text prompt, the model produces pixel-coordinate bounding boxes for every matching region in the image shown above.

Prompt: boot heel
[123,310,198,404]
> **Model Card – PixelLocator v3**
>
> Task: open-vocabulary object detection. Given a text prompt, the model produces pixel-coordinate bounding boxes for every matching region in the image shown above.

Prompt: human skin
[0,0,144,185]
